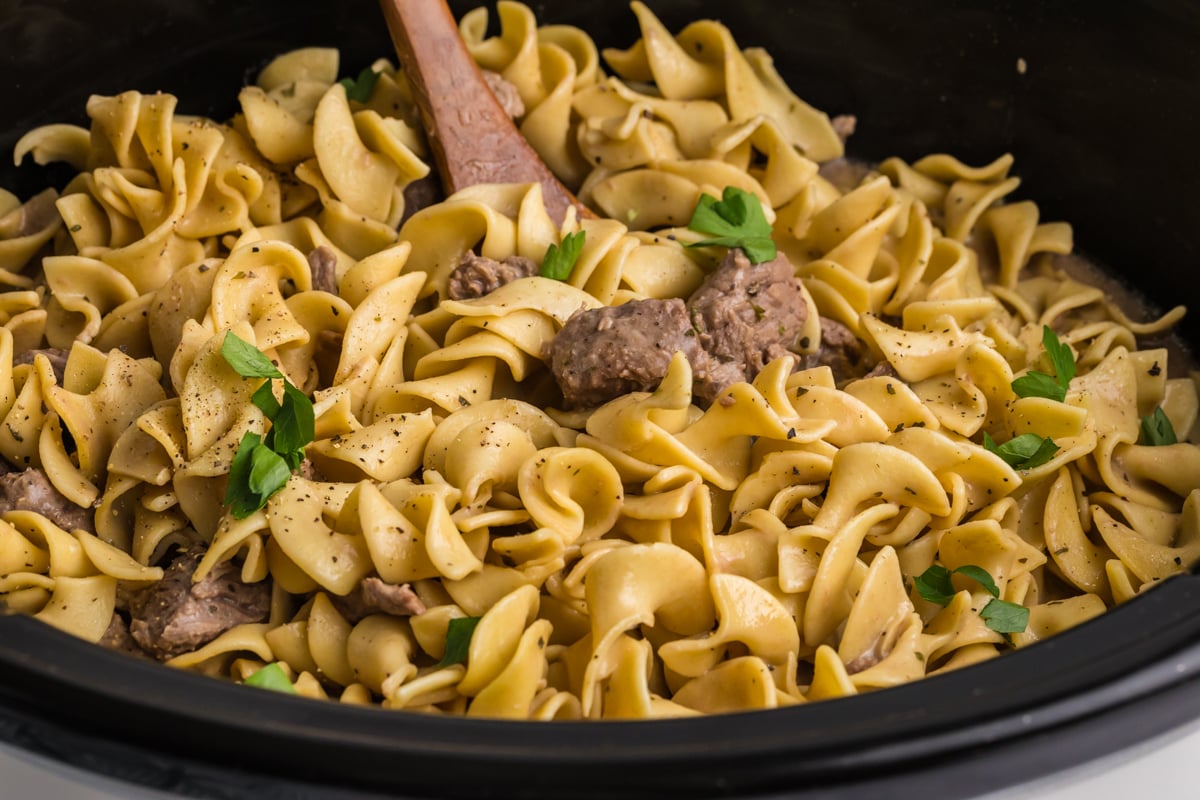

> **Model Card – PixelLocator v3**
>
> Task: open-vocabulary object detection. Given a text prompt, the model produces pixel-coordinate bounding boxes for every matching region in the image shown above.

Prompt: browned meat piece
[13,347,68,384]
[331,577,427,624]
[127,548,270,661]
[831,114,857,144]
[0,468,94,532]
[804,318,879,383]
[97,612,152,659]
[686,249,809,404]
[482,70,525,119]
[843,635,886,675]
[862,360,899,380]
[818,157,872,194]
[307,245,338,295]
[10,188,60,237]
[447,251,539,300]
[400,173,444,227]
[545,297,707,408]
[299,458,328,483]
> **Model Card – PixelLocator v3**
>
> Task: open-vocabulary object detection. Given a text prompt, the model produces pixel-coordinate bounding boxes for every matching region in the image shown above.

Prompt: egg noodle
[0,1,1196,718]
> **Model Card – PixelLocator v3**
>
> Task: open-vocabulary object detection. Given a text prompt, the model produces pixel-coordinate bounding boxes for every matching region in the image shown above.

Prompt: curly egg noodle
[0,0,1198,718]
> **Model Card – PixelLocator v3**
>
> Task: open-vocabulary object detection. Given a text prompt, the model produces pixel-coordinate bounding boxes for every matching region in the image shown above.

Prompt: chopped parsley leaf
[540,231,586,281]
[1140,407,1178,446]
[436,616,482,668]
[339,66,381,103]
[1012,326,1075,402]
[983,431,1059,470]
[244,662,297,694]
[221,332,315,518]
[685,186,776,264]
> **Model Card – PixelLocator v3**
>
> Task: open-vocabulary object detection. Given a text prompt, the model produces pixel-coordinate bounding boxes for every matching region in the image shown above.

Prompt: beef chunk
[332,577,427,624]
[686,249,809,404]
[804,318,879,382]
[482,70,525,119]
[831,114,857,144]
[843,634,886,675]
[447,252,539,300]
[0,468,94,533]
[299,458,328,483]
[97,612,152,659]
[545,297,706,408]
[818,157,872,194]
[128,548,270,661]
[307,245,338,295]
[400,173,444,227]
[14,348,68,384]
[10,188,59,237]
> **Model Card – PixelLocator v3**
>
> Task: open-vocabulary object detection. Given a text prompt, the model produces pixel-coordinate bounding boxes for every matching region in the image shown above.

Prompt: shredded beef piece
[97,612,152,659]
[804,318,879,383]
[400,173,444,227]
[332,577,427,624]
[447,251,539,300]
[13,348,68,385]
[686,249,809,404]
[831,114,857,144]
[545,297,706,408]
[0,468,94,533]
[482,70,525,119]
[843,634,888,675]
[9,188,59,237]
[818,157,872,194]
[307,245,338,294]
[299,458,327,483]
[127,548,270,661]
[862,360,898,380]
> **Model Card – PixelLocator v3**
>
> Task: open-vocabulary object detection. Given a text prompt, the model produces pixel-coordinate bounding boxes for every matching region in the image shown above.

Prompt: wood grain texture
[381,0,594,224]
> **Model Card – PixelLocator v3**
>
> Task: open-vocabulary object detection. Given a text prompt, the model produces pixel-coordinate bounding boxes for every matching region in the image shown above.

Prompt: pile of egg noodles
[0,0,1197,718]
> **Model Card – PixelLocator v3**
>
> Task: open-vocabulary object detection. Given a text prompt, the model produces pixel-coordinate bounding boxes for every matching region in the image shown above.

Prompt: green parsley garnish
[685,186,777,264]
[1012,325,1076,402]
[1140,407,1178,446]
[221,332,315,518]
[339,66,381,103]
[222,332,284,378]
[244,662,297,694]
[914,564,1000,606]
[540,231,586,281]
[913,564,1028,634]
[979,599,1031,634]
[436,616,481,668]
[983,431,1060,470]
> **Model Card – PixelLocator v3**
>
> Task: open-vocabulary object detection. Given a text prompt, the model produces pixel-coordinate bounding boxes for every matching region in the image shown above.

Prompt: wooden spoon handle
[381,0,594,224]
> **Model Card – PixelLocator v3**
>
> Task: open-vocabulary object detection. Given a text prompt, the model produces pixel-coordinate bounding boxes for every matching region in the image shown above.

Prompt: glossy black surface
[1,1,1199,797]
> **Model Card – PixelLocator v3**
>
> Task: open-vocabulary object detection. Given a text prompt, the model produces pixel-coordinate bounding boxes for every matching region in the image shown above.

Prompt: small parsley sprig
[221,332,315,519]
[436,616,481,668]
[244,662,298,694]
[540,231,586,281]
[914,564,999,605]
[1012,325,1076,402]
[685,186,777,264]
[914,564,1029,634]
[1140,407,1178,446]
[339,66,380,103]
[983,431,1060,470]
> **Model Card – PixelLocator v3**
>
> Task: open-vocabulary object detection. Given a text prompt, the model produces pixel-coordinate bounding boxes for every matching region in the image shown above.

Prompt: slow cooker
[0,1,1198,797]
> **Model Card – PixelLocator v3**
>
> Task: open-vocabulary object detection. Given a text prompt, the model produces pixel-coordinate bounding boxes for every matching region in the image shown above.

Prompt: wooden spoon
[381,0,594,225]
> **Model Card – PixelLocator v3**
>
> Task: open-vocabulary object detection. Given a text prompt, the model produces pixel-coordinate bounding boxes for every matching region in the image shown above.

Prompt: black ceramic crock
[1,2,1198,798]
